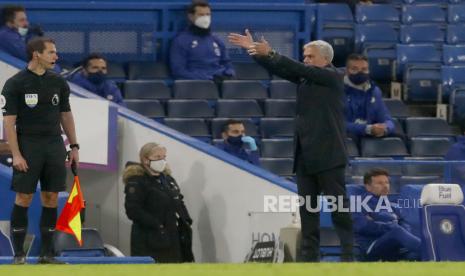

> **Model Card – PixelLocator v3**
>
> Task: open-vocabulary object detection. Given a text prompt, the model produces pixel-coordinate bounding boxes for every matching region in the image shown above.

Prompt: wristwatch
[69,143,80,150]
[267,50,277,59]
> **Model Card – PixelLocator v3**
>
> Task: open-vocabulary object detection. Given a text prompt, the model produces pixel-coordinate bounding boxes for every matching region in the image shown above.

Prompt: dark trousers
[365,226,421,261]
[296,160,354,261]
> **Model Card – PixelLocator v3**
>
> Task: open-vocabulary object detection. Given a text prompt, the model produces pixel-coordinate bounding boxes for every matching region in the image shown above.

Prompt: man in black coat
[229,31,353,262]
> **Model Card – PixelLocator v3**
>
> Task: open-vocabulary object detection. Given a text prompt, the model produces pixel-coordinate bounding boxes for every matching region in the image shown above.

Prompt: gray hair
[304,40,334,63]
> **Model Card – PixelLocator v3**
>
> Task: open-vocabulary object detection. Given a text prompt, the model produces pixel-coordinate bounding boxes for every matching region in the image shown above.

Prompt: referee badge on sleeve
[25,94,38,108]
[52,94,60,106]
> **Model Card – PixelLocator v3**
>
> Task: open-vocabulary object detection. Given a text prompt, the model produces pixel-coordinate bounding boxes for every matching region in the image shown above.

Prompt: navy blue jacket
[70,72,125,105]
[216,141,260,166]
[344,79,395,137]
[353,190,412,252]
[445,136,465,186]
[170,26,235,80]
[0,26,27,61]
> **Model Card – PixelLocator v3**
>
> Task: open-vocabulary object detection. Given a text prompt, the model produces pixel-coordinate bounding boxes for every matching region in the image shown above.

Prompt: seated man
[70,53,124,105]
[170,1,235,81]
[344,54,395,141]
[353,168,421,261]
[216,120,260,166]
[0,5,30,61]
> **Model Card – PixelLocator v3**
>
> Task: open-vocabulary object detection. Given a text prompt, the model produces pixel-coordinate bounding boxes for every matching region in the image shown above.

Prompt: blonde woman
[123,142,194,263]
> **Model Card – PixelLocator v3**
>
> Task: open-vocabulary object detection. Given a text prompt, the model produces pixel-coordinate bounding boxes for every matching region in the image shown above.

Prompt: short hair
[1,5,25,25]
[82,53,106,68]
[363,168,390,185]
[26,37,55,62]
[187,0,210,14]
[346,53,368,65]
[304,40,334,63]
[221,119,244,133]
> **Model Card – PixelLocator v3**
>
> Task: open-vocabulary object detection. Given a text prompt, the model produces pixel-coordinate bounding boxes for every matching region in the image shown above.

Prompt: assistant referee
[1,37,79,264]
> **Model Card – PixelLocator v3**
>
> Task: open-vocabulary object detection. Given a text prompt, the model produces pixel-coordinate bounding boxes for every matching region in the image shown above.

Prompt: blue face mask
[87,72,106,85]
[227,135,243,147]
[349,72,370,85]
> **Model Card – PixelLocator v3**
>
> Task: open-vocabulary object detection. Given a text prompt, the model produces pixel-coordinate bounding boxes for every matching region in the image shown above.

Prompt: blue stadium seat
[449,87,465,123]
[351,157,403,176]
[260,158,294,176]
[210,118,259,139]
[448,4,465,24]
[315,4,355,66]
[409,137,453,157]
[346,137,359,158]
[221,80,268,99]
[384,99,409,118]
[53,228,106,257]
[447,24,465,44]
[399,175,443,186]
[260,138,294,158]
[164,118,211,142]
[173,80,219,99]
[260,118,295,138]
[354,23,399,53]
[361,137,409,157]
[125,99,165,118]
[403,157,445,176]
[269,80,297,99]
[442,66,465,102]
[216,99,263,117]
[405,117,455,137]
[128,62,170,80]
[346,176,364,185]
[365,47,397,82]
[167,99,214,118]
[124,80,171,99]
[232,62,270,80]
[443,45,465,65]
[400,24,445,45]
[401,5,446,25]
[355,4,400,24]
[264,99,296,117]
[106,62,127,81]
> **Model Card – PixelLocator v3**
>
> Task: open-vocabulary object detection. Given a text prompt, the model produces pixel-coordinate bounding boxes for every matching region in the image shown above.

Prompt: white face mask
[150,159,167,173]
[18,27,28,37]
[194,15,211,29]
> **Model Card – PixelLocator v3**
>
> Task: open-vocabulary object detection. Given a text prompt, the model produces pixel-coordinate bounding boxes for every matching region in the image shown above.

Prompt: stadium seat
[106,62,126,80]
[355,4,400,24]
[53,228,106,257]
[448,4,465,24]
[351,157,403,176]
[409,137,453,157]
[167,100,214,118]
[164,118,211,141]
[269,80,297,99]
[125,99,165,118]
[354,23,399,53]
[221,80,268,99]
[232,62,270,80]
[400,24,445,45]
[216,99,263,117]
[446,24,465,44]
[442,66,465,102]
[449,87,465,123]
[443,45,465,66]
[405,117,454,137]
[260,158,294,176]
[0,228,13,256]
[264,99,296,117]
[364,47,397,82]
[361,137,409,157]
[399,175,443,186]
[346,137,359,158]
[403,157,445,176]
[173,80,219,99]
[384,99,409,118]
[260,118,295,138]
[124,80,171,100]
[401,5,446,25]
[260,138,293,158]
[419,184,465,261]
[210,118,259,139]
[128,61,170,80]
[346,176,364,185]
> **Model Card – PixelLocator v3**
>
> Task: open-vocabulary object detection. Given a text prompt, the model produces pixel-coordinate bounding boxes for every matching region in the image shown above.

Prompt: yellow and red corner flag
[56,163,85,246]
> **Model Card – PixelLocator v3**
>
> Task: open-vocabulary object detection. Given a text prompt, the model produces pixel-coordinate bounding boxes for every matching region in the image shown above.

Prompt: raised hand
[247,36,272,56]
[228,29,254,49]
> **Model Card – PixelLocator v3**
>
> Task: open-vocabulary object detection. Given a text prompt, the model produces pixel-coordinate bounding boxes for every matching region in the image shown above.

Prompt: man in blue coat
[169,1,235,81]
[353,168,421,261]
[344,54,395,141]
[70,53,124,105]
[0,5,30,61]
[216,119,260,166]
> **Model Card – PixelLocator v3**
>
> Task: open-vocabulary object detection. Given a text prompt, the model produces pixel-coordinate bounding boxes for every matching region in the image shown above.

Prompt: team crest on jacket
[213,42,221,56]
[25,94,38,108]
[52,94,60,106]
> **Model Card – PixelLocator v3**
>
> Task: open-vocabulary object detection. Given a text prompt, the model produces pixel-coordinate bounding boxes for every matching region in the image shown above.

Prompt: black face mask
[87,71,106,85]
[349,72,370,85]
[189,24,211,36]
[227,135,243,147]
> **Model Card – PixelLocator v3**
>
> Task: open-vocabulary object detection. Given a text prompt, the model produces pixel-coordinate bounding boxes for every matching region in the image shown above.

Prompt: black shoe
[37,256,66,264]
[13,255,26,265]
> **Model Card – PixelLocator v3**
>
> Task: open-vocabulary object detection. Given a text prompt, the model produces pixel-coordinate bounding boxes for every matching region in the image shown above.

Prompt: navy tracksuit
[70,72,125,105]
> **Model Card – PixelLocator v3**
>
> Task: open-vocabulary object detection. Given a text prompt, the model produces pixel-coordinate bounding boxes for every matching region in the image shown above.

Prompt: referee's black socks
[10,204,28,257]
[39,207,57,257]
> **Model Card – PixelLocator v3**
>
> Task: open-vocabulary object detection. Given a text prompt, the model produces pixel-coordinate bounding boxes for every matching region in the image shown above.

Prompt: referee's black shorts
[11,135,67,194]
